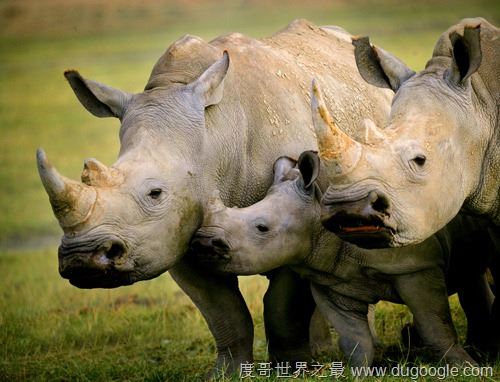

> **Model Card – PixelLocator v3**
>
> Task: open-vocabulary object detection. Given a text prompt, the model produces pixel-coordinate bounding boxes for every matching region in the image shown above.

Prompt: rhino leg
[311,283,374,367]
[367,304,381,347]
[309,307,335,358]
[394,268,476,365]
[263,267,315,364]
[457,273,494,357]
[170,258,254,377]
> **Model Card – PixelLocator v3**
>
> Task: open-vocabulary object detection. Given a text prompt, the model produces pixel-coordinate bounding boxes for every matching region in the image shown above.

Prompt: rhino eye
[148,188,163,199]
[412,155,427,167]
[256,224,269,233]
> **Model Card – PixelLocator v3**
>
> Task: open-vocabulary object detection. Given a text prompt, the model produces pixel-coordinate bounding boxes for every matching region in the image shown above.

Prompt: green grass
[1,1,499,380]
[3,249,497,381]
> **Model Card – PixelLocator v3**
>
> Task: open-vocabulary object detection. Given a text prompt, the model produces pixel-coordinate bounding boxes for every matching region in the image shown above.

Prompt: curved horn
[310,79,362,175]
[37,148,97,229]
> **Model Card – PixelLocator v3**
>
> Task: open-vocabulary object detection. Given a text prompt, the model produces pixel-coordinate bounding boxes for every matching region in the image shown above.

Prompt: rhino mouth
[58,238,134,288]
[321,188,396,248]
[322,211,395,248]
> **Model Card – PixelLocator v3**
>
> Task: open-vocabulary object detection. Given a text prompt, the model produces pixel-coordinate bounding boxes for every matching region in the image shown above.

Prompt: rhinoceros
[36,20,392,373]
[192,146,494,366]
[312,17,499,357]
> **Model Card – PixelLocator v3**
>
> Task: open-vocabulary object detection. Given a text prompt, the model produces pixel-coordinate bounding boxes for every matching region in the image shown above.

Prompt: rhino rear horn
[206,190,226,215]
[81,158,123,187]
[37,148,97,229]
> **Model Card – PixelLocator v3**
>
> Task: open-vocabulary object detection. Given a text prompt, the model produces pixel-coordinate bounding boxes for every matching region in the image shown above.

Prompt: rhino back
[145,19,392,206]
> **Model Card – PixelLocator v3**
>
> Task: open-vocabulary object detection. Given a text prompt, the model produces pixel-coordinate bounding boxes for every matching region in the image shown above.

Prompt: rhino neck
[464,119,500,226]
[301,224,343,274]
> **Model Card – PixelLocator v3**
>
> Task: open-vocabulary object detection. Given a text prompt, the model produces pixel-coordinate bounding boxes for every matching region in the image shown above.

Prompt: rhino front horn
[310,79,362,176]
[37,148,97,229]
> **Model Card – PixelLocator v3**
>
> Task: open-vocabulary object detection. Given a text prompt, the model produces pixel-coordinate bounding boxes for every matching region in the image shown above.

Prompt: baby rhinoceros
[192,151,495,367]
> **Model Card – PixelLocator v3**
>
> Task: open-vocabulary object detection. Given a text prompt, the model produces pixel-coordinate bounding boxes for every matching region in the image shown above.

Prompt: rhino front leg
[310,307,335,358]
[264,267,315,363]
[311,283,374,367]
[170,258,254,377]
[394,268,476,365]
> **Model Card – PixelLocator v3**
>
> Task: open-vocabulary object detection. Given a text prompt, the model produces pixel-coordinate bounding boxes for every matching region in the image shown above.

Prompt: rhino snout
[190,233,231,263]
[58,239,128,279]
[321,190,395,248]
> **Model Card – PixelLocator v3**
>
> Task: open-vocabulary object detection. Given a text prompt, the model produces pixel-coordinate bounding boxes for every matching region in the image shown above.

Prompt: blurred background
[1,0,499,248]
[1,1,498,380]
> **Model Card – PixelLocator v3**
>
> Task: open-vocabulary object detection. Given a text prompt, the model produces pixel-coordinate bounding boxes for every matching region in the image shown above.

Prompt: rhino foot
[441,344,478,366]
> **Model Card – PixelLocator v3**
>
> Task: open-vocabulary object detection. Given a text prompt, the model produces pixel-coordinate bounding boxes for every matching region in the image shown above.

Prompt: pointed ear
[273,156,297,184]
[189,51,230,108]
[64,71,132,119]
[352,37,415,92]
[446,25,482,86]
[298,151,320,189]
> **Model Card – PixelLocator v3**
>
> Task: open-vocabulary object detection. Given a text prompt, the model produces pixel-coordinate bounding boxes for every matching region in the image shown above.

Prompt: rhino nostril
[105,242,125,259]
[211,238,230,251]
[370,192,390,214]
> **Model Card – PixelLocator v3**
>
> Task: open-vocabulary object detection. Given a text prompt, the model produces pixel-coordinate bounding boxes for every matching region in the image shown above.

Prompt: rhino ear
[64,71,132,119]
[446,25,482,86]
[298,151,320,189]
[273,156,297,184]
[352,37,415,92]
[190,51,230,108]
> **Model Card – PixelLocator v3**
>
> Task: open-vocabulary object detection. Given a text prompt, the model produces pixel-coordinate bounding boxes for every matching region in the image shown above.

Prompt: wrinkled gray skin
[37,20,392,373]
[318,18,499,248]
[194,151,495,366]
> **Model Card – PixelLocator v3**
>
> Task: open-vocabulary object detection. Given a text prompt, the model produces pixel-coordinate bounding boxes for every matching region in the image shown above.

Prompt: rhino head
[315,18,499,248]
[38,47,230,288]
[191,152,321,274]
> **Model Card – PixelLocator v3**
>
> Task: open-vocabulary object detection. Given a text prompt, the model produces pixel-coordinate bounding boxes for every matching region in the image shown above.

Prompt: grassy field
[1,0,499,380]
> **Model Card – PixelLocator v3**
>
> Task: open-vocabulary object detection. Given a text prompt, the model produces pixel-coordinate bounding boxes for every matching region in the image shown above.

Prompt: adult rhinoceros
[314,18,499,356]
[37,20,392,373]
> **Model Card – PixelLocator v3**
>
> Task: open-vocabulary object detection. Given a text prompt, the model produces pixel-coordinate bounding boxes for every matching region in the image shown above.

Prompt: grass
[3,249,496,381]
[0,0,499,380]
